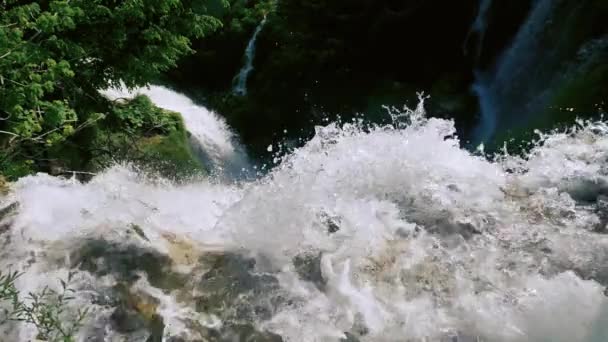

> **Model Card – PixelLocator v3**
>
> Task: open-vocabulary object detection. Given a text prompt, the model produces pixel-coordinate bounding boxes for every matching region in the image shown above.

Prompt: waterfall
[472,0,556,144]
[471,0,606,146]
[464,0,494,62]
[232,17,267,96]
[2,100,608,340]
[101,85,251,179]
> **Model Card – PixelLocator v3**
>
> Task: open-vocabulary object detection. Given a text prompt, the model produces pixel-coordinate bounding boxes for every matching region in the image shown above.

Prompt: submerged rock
[0,202,18,235]
[195,253,281,322]
[129,223,150,242]
[215,324,283,342]
[562,178,608,204]
[72,239,186,290]
[594,195,608,233]
[293,252,326,291]
[110,306,147,333]
[340,332,361,342]
[0,175,9,195]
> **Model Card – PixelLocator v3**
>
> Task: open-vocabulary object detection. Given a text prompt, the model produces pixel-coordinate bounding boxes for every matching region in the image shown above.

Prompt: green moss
[0,175,9,195]
[136,119,206,180]
[87,101,207,180]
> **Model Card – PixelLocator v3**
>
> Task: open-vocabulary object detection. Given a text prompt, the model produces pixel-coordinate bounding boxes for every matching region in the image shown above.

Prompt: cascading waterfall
[101,85,251,180]
[471,0,556,144]
[464,0,494,62]
[471,0,607,145]
[2,90,608,341]
[232,17,267,96]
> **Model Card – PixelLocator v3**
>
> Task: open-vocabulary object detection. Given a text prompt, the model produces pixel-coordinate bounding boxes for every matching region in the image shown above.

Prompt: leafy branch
[0,271,89,342]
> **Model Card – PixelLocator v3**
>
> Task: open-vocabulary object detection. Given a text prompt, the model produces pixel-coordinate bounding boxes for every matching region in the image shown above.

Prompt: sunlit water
[233,17,267,96]
[1,92,608,341]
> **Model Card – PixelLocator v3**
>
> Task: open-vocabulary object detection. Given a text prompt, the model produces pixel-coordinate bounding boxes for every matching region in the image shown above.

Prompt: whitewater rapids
[1,99,608,341]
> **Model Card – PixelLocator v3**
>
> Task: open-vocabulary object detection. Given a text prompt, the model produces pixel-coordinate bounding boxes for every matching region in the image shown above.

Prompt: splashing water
[233,17,267,96]
[101,85,251,180]
[2,99,608,341]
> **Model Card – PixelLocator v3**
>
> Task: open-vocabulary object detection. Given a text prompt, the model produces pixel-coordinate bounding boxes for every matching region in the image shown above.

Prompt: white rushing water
[2,94,608,341]
[233,17,267,96]
[101,85,251,180]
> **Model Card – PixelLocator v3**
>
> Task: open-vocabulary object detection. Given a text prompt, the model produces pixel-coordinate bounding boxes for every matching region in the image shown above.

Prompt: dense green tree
[168,0,275,90]
[0,0,226,177]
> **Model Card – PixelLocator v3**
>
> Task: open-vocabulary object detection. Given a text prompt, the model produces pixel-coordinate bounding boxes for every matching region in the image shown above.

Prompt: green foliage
[170,0,481,157]
[1,271,88,342]
[167,0,274,90]
[110,95,180,135]
[0,0,225,178]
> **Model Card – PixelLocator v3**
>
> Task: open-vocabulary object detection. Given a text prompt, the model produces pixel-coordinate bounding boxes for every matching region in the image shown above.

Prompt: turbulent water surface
[1,92,608,341]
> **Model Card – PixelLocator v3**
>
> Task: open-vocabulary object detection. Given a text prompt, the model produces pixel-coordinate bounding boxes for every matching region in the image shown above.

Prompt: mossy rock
[136,125,206,180]
[72,239,187,290]
[86,97,207,180]
[0,175,9,195]
[194,253,281,321]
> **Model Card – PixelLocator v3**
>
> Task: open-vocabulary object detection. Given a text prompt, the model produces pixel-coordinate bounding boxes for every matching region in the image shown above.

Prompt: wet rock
[420,216,481,239]
[447,184,460,192]
[293,252,326,291]
[165,338,188,342]
[73,239,185,290]
[318,212,341,234]
[162,232,201,266]
[440,333,481,342]
[327,219,341,234]
[0,222,10,236]
[562,178,608,204]
[217,324,283,342]
[0,202,17,220]
[340,332,361,342]
[594,195,608,233]
[107,284,165,341]
[194,253,281,322]
[192,254,285,340]
[0,175,9,195]
[0,202,18,235]
[543,249,608,288]
[110,306,146,333]
[400,259,455,300]
[129,223,150,242]
[145,314,165,342]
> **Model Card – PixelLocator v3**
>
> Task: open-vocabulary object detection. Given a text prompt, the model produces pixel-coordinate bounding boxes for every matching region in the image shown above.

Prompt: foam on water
[1,100,608,341]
